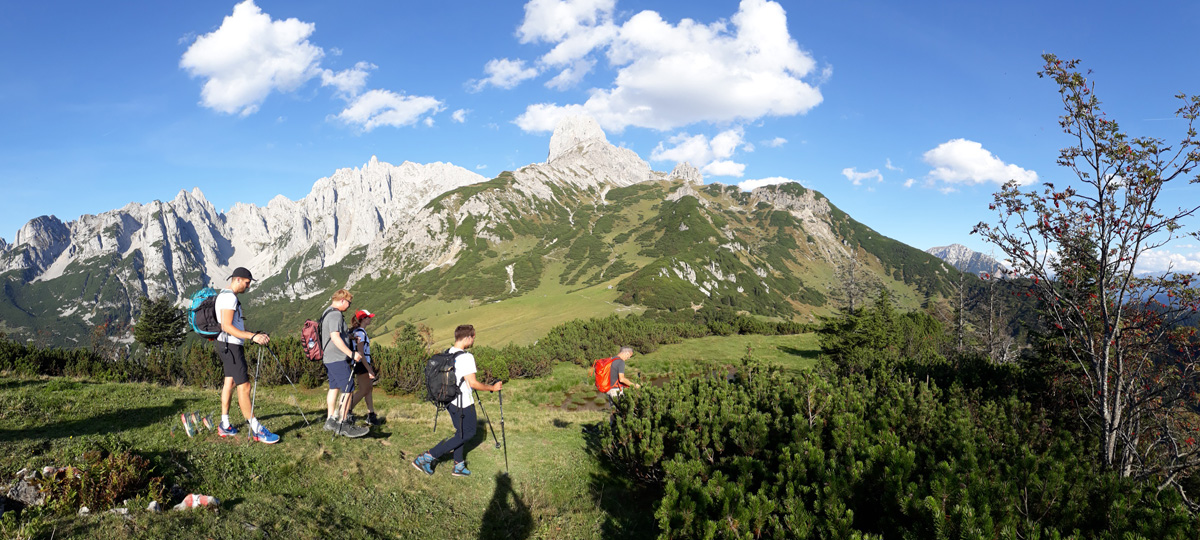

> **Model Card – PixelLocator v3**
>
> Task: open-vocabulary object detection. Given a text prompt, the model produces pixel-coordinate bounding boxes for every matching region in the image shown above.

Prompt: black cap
[230,267,254,281]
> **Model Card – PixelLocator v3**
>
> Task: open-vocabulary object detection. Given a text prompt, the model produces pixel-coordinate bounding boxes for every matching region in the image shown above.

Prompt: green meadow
[0,333,817,539]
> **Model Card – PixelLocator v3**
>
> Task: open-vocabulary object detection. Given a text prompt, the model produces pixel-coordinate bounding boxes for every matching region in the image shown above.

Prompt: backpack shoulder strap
[448,349,467,383]
[318,307,339,351]
[214,289,241,336]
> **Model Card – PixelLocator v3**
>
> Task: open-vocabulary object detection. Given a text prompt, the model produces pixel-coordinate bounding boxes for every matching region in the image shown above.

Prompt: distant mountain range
[926,244,1005,276]
[0,116,963,347]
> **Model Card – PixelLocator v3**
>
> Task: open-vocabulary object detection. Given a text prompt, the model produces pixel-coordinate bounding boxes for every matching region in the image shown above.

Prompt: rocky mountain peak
[15,215,69,247]
[926,244,1004,275]
[547,115,608,163]
[4,215,72,275]
[669,162,704,185]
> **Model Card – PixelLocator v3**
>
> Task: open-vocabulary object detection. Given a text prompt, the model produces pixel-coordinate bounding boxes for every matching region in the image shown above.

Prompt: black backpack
[424,349,465,407]
[189,288,236,340]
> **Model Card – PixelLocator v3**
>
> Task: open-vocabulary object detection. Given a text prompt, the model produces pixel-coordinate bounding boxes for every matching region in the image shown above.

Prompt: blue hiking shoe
[218,423,238,438]
[412,453,434,476]
[451,461,471,477]
[249,424,280,444]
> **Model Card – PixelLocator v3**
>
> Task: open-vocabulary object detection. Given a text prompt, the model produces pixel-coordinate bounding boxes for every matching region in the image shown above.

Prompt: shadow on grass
[582,421,659,540]
[257,410,321,436]
[0,397,200,442]
[0,378,52,392]
[478,472,533,540]
[417,407,491,471]
[778,345,819,361]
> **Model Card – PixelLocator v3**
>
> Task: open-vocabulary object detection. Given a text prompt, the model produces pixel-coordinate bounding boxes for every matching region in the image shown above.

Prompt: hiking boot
[250,424,280,444]
[451,461,471,477]
[345,413,357,425]
[323,417,339,432]
[217,423,239,437]
[366,412,380,426]
[412,453,434,476]
[334,421,369,439]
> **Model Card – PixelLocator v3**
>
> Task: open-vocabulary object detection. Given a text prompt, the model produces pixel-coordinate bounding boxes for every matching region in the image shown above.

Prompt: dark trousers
[429,402,477,463]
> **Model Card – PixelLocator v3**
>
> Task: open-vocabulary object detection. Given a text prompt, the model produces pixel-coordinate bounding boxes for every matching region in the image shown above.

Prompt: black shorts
[353,360,372,376]
[217,342,249,385]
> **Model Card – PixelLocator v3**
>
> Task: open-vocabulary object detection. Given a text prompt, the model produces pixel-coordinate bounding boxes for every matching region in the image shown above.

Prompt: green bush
[596,362,1199,539]
[592,292,1199,538]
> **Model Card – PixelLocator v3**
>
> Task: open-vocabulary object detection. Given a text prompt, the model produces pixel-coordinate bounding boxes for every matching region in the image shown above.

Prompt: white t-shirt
[449,347,477,408]
[214,290,244,345]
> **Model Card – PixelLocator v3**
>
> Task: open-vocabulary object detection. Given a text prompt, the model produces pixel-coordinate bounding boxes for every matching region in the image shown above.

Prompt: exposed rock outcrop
[927,244,1004,275]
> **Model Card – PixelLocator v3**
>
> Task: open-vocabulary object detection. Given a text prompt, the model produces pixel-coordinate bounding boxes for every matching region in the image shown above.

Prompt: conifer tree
[132,295,186,349]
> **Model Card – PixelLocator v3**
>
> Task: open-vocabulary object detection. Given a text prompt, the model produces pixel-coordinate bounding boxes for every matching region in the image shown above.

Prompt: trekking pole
[499,389,509,474]
[472,390,502,449]
[334,356,360,439]
[252,348,262,416]
[263,346,311,426]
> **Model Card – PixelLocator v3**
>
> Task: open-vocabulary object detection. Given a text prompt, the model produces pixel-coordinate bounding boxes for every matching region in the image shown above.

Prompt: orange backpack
[594,357,619,392]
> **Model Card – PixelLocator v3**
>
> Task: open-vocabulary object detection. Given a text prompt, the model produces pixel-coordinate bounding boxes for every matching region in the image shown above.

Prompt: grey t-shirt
[320,308,348,363]
[609,358,626,388]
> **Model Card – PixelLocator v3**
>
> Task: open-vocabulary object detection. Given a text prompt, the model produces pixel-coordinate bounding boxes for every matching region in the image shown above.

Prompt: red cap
[355,310,375,319]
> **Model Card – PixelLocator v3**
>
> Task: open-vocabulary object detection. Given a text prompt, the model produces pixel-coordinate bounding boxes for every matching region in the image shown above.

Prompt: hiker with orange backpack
[594,346,639,406]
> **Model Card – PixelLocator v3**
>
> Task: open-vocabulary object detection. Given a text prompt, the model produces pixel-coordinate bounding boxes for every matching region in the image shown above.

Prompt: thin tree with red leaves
[974,54,1200,503]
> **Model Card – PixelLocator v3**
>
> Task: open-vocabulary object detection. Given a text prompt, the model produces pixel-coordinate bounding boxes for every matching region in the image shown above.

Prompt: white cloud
[710,129,744,159]
[841,167,882,186]
[518,0,616,44]
[903,178,914,188]
[737,176,797,191]
[762,137,787,148]
[923,139,1037,187]
[514,103,590,131]
[546,58,596,90]
[320,61,375,99]
[1137,249,1200,274]
[475,164,488,170]
[514,0,825,132]
[452,109,470,123]
[650,128,748,176]
[180,0,323,115]
[423,117,435,127]
[334,90,443,131]
[182,0,443,132]
[652,133,711,164]
[702,160,746,177]
[472,58,540,91]
[885,158,902,172]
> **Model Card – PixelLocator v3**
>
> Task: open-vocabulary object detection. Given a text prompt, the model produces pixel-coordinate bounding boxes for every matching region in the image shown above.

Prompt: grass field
[0,333,821,539]
[379,260,644,348]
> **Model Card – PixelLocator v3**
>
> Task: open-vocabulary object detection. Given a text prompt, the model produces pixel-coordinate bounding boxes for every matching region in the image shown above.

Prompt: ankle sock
[221,414,231,429]
[249,417,262,432]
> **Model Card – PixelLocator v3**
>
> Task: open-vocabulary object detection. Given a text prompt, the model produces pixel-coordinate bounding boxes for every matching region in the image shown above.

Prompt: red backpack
[594,357,619,392]
[301,307,338,361]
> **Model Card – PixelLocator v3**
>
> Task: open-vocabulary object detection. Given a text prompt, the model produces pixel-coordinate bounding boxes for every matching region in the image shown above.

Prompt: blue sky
[2,0,1199,271]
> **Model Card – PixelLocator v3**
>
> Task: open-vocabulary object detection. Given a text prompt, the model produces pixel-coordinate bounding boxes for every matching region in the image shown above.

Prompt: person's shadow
[477,472,533,540]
